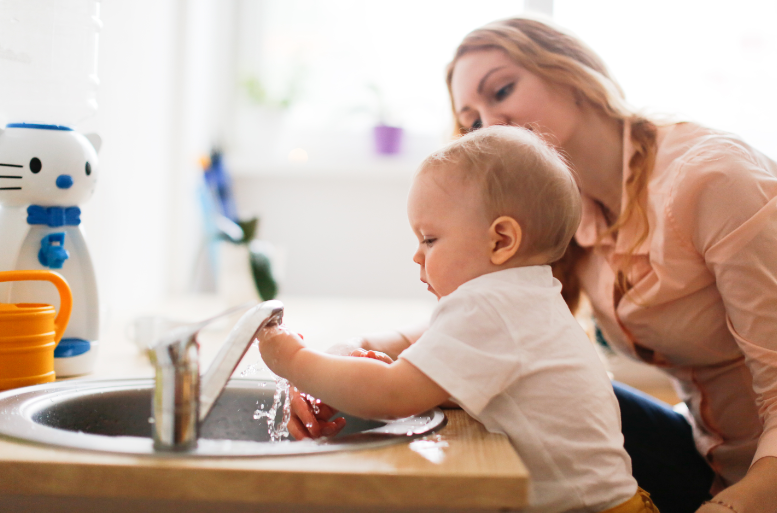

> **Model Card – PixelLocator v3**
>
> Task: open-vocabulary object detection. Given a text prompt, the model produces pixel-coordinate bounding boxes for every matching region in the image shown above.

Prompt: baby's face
[407,168,494,299]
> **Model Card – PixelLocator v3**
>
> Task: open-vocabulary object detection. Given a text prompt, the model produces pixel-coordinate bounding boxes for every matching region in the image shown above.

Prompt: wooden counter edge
[0,411,529,509]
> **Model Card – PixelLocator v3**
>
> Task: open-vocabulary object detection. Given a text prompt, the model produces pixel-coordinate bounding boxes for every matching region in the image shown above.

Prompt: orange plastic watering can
[0,270,72,391]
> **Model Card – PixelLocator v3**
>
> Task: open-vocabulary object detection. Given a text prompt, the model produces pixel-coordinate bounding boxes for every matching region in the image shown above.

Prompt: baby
[258,126,656,513]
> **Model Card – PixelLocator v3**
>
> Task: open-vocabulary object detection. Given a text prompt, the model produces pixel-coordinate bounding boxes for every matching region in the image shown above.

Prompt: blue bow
[27,205,81,227]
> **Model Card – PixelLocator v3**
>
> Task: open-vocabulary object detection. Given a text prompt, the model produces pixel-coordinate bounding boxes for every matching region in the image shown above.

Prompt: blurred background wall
[13,0,773,320]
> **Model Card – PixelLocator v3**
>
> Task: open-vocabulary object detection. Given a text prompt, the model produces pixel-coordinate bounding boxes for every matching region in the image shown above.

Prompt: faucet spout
[150,300,284,451]
[199,300,284,422]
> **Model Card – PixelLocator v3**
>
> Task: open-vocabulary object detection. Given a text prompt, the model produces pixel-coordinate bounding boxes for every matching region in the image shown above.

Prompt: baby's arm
[327,322,428,361]
[259,325,449,420]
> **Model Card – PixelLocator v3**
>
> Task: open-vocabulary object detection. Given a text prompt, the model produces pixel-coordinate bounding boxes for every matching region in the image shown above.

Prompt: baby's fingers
[259,324,298,344]
[290,388,322,438]
[314,402,340,421]
[287,416,311,440]
[348,348,393,364]
[364,350,393,364]
[320,417,347,437]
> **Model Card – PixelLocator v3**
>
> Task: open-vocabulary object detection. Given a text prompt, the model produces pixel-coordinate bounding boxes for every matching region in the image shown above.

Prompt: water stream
[241,353,292,442]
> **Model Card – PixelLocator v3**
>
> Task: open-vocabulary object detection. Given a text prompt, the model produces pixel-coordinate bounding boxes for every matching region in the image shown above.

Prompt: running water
[241,345,292,442]
[252,375,291,442]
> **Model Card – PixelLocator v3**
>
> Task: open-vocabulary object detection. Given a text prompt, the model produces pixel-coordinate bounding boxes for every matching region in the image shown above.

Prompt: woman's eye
[495,83,514,102]
[469,119,482,132]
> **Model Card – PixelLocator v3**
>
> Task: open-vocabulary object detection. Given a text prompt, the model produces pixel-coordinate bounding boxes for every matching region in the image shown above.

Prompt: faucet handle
[149,325,201,368]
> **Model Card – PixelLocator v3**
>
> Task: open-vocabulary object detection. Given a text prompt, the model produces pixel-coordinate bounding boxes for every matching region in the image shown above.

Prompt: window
[231,0,776,170]
[556,0,776,159]
[230,0,527,170]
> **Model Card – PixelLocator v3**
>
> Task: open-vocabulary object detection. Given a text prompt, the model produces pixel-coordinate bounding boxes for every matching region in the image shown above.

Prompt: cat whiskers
[0,173,23,190]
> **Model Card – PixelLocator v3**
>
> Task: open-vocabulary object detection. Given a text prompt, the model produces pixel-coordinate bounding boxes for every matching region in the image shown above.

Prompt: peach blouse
[576,122,777,488]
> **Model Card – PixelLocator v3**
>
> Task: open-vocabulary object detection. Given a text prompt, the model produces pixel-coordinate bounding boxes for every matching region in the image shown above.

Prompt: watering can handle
[0,270,73,343]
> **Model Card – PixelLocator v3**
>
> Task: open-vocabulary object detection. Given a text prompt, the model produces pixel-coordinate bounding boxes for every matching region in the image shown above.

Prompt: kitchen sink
[0,378,446,457]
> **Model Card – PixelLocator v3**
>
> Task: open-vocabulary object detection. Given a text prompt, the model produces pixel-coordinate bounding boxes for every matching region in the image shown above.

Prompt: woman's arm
[698,456,777,513]
[670,142,777,511]
[260,324,449,420]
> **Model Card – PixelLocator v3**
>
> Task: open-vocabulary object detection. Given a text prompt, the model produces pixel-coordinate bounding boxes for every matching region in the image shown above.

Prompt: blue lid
[6,123,73,131]
[55,338,92,358]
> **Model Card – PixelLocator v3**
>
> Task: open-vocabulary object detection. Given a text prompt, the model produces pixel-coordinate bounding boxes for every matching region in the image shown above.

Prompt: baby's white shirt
[399,266,637,513]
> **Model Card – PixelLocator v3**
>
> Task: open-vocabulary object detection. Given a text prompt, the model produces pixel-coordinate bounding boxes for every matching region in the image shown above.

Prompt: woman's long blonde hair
[446,17,657,313]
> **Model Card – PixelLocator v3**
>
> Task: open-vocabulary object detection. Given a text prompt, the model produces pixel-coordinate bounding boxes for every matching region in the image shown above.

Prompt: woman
[290,17,777,513]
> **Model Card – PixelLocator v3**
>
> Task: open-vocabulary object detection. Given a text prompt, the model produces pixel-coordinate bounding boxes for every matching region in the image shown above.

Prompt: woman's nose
[479,111,509,128]
[479,107,510,127]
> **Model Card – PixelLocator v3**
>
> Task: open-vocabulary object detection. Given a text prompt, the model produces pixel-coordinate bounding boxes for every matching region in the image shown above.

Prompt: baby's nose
[56,175,73,189]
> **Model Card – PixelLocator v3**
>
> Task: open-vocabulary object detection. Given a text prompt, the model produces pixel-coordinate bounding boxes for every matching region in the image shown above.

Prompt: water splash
[253,376,291,442]
[240,360,267,377]
[244,359,291,442]
[242,340,292,442]
[408,434,449,464]
[302,393,321,415]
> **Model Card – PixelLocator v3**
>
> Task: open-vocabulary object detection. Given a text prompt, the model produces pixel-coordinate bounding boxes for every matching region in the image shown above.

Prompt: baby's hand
[288,387,346,440]
[349,348,394,364]
[257,324,304,378]
[286,346,394,439]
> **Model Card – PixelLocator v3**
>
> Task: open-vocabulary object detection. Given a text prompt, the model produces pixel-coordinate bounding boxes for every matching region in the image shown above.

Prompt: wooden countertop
[0,296,529,512]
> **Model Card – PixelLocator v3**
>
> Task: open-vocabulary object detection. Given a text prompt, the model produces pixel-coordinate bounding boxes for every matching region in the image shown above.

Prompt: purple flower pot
[373,124,403,155]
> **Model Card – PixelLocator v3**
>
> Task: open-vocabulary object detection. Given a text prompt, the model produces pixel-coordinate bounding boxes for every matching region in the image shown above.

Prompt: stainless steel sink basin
[0,378,446,457]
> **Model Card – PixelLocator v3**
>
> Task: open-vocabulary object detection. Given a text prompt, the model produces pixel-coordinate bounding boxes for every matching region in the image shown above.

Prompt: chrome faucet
[149,300,284,451]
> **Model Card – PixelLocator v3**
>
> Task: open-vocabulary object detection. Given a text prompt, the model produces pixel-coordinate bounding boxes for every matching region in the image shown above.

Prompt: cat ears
[84,133,102,153]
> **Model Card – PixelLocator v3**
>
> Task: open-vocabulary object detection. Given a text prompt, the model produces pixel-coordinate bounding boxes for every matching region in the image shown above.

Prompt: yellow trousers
[600,488,660,513]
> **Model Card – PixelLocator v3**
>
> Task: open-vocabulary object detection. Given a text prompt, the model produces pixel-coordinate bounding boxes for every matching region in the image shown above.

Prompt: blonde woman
[289,17,777,513]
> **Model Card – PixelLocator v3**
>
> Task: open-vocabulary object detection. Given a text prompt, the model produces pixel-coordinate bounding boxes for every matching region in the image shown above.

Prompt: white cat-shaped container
[0,123,101,377]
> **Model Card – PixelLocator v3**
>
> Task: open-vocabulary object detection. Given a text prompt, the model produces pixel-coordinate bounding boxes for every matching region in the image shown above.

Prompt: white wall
[77,0,178,315]
[231,167,428,299]
[77,0,236,320]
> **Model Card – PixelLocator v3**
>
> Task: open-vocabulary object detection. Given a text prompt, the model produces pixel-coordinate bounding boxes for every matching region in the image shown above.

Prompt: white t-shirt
[400,266,637,513]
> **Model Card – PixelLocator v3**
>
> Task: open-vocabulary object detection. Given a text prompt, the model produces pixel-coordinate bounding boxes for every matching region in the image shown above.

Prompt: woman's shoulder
[654,122,777,253]
[655,122,768,173]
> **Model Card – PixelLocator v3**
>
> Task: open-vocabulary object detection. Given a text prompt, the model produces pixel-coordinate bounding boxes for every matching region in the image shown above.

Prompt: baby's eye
[423,238,437,247]
[494,83,514,102]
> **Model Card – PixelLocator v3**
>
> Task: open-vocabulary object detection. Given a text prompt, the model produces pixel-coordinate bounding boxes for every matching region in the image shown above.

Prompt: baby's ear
[489,216,522,266]
[85,133,102,153]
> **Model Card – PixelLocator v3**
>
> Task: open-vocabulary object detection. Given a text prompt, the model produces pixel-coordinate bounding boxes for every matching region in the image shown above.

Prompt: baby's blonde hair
[419,125,581,264]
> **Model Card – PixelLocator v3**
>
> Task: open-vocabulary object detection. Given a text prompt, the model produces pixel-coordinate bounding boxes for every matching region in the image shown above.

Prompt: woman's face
[450,48,582,149]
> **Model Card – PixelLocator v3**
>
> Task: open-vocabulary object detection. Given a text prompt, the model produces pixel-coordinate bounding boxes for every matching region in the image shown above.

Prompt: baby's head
[408,125,581,298]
